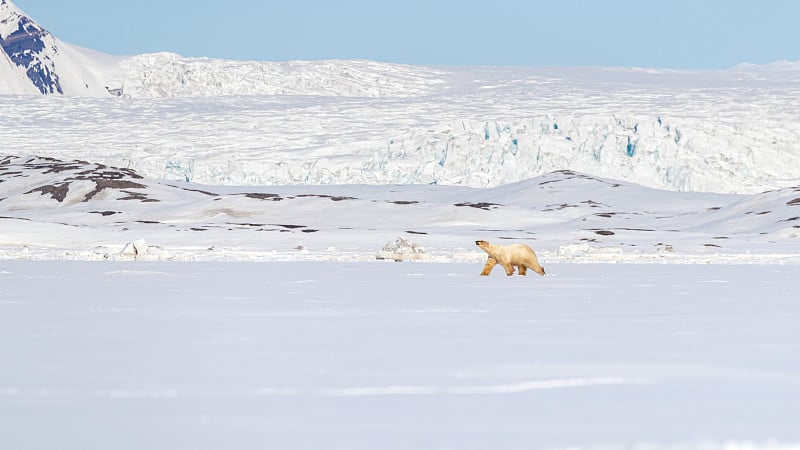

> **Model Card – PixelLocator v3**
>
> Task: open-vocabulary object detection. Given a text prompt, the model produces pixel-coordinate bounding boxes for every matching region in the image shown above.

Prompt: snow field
[1,261,798,450]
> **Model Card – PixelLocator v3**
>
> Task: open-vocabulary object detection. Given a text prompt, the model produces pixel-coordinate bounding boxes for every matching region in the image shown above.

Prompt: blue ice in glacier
[626,136,637,157]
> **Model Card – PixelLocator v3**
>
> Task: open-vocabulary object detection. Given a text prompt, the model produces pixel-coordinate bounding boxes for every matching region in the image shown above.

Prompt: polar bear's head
[475,240,491,251]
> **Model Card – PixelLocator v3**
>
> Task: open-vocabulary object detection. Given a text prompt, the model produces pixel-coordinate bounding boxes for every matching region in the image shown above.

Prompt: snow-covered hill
[2,155,798,262]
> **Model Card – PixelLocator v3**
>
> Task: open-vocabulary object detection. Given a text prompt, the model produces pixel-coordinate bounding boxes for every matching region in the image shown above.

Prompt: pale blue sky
[13,0,800,68]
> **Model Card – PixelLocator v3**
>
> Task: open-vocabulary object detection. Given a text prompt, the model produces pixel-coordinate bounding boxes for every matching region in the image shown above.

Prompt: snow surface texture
[1,262,799,450]
[2,156,799,262]
[1,1,799,193]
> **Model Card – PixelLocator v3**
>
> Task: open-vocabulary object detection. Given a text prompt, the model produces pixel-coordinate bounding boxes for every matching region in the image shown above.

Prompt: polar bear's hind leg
[530,264,545,276]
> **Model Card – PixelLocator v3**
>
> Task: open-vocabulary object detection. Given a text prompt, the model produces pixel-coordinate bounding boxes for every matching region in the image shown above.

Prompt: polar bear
[475,240,545,276]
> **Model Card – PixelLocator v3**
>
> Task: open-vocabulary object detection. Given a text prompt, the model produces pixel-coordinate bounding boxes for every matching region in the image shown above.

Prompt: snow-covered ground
[3,157,797,450]
[3,3,800,447]
[1,261,799,450]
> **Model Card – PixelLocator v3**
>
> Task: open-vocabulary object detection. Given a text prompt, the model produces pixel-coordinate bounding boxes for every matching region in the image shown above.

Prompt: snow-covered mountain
[0,0,114,96]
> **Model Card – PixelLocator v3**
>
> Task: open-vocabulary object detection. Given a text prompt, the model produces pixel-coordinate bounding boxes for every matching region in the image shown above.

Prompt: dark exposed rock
[244,193,283,201]
[295,194,357,202]
[25,183,69,202]
[83,179,147,201]
[454,202,502,210]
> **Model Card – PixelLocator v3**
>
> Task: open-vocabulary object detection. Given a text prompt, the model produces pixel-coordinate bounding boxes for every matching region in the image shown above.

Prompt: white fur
[475,240,545,276]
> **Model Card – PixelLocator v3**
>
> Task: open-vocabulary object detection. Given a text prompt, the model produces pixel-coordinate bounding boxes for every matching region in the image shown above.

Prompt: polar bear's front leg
[480,257,497,276]
[501,262,515,276]
[517,265,527,276]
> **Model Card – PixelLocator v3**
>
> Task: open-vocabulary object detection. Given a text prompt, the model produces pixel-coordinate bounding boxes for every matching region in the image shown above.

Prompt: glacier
[1,64,798,194]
